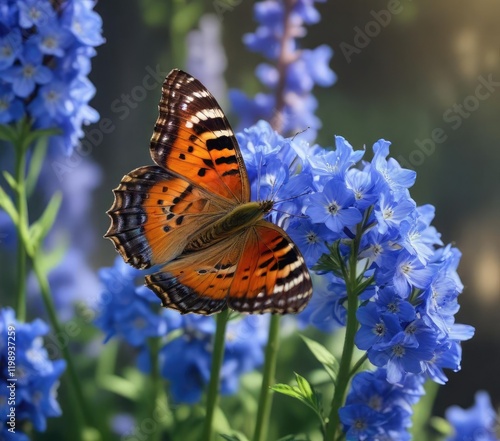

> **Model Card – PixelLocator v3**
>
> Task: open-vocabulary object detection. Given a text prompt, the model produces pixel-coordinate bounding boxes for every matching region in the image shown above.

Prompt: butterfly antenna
[271,208,308,219]
[291,127,310,142]
[276,190,311,204]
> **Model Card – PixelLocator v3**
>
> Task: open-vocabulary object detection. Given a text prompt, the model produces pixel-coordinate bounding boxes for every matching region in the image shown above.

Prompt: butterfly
[105,69,313,315]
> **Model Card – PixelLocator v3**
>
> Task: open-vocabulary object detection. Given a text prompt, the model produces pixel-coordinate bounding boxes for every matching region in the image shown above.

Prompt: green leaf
[23,127,59,150]
[300,335,339,383]
[276,435,310,441]
[26,136,49,196]
[97,374,141,400]
[429,416,453,436]
[295,372,314,401]
[0,124,17,142]
[0,186,18,225]
[411,380,442,440]
[33,237,67,275]
[272,375,325,427]
[219,432,250,441]
[271,383,305,401]
[2,171,17,192]
[312,240,345,276]
[213,406,231,435]
[29,192,62,251]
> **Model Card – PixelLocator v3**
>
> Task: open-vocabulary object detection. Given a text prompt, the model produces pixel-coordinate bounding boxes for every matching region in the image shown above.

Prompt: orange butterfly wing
[150,69,250,203]
[228,222,312,314]
[105,165,230,269]
[146,221,312,315]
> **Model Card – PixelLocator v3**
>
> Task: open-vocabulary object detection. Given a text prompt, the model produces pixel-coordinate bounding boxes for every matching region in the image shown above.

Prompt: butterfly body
[185,200,274,252]
[106,69,313,315]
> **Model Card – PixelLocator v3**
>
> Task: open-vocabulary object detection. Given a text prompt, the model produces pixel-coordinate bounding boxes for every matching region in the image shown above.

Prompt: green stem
[325,238,362,440]
[410,381,440,440]
[202,308,230,441]
[149,337,163,441]
[349,354,368,378]
[253,314,281,441]
[14,141,27,321]
[32,258,91,439]
[9,121,95,439]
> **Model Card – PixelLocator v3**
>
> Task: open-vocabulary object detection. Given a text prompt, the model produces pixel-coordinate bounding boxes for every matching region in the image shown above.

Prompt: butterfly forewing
[105,165,229,269]
[150,69,250,203]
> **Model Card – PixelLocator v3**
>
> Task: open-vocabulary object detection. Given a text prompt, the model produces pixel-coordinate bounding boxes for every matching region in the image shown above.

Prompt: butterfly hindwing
[146,237,242,315]
[228,221,313,314]
[150,69,250,203]
[145,221,312,315]
[105,165,229,269]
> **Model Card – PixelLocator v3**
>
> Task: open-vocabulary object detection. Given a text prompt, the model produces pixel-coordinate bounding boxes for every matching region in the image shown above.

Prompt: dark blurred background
[85,0,500,419]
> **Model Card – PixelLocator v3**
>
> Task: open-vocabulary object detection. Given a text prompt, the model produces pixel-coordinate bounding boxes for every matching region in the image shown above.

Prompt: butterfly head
[259,199,274,214]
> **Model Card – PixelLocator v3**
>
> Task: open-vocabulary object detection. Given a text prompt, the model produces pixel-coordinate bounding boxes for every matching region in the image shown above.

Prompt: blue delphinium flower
[230,0,336,141]
[296,273,348,332]
[234,123,473,391]
[306,178,362,233]
[236,119,314,227]
[0,83,23,123]
[110,413,136,438]
[0,43,52,97]
[95,258,167,346]
[159,312,269,404]
[0,0,104,154]
[341,368,425,440]
[294,137,474,387]
[445,391,499,441]
[0,29,22,70]
[0,307,66,438]
[287,218,335,267]
[0,1,104,324]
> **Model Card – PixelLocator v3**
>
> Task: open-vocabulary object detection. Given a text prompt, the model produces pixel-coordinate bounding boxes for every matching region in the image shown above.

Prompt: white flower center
[383,208,393,220]
[327,202,339,215]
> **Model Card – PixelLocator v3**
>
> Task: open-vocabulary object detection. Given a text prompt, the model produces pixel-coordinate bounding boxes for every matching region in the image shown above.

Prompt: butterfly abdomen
[185,200,274,252]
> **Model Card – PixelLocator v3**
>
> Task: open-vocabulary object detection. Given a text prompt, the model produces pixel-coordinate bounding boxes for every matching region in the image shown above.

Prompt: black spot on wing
[206,136,234,151]
[222,168,240,177]
[215,155,238,165]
